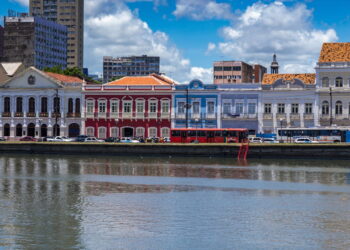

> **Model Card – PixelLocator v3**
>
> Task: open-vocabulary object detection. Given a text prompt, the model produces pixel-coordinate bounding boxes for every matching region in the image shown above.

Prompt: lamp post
[38,119,42,137]
[329,87,333,126]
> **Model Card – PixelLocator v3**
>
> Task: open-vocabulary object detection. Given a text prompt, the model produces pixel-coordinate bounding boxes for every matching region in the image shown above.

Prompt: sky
[1,0,350,83]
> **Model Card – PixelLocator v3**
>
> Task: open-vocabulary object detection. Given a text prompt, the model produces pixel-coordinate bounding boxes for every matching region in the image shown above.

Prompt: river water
[1,154,350,249]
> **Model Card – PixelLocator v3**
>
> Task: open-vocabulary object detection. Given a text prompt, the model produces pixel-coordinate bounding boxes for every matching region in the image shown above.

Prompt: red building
[83,74,174,139]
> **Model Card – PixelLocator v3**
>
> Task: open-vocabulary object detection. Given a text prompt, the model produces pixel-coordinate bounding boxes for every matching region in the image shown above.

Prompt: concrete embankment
[0,142,349,159]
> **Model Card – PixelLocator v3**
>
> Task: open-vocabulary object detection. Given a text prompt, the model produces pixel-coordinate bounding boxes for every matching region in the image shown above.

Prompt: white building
[0,66,84,139]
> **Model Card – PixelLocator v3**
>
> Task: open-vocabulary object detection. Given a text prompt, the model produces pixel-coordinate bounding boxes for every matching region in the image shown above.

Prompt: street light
[329,87,333,126]
[279,118,283,142]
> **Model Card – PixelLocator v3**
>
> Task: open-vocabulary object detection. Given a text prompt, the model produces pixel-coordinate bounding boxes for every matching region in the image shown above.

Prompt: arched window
[110,127,118,137]
[41,97,48,113]
[336,77,343,87]
[75,98,81,114]
[3,124,10,137]
[86,127,94,137]
[321,77,329,87]
[16,97,23,113]
[28,97,35,113]
[4,97,10,113]
[322,101,329,115]
[41,124,47,137]
[54,97,60,113]
[16,124,22,137]
[53,124,60,136]
[336,101,343,115]
[148,127,157,138]
[135,127,145,137]
[161,127,170,138]
[98,127,106,139]
[68,98,74,113]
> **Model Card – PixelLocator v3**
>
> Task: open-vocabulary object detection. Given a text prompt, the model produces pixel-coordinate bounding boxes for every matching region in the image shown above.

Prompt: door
[123,127,134,137]
[27,123,35,137]
[69,123,80,137]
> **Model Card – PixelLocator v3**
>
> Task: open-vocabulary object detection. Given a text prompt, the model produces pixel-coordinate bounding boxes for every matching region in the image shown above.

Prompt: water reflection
[0,154,350,249]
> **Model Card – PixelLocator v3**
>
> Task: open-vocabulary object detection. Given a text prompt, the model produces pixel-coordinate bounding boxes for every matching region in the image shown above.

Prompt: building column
[272,103,277,133]
[286,103,291,128]
[300,103,305,128]
[315,94,320,127]
[257,95,263,133]
[217,93,221,128]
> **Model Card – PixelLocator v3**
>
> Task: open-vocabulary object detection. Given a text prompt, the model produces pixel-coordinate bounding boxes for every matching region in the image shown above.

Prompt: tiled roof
[106,74,175,86]
[45,72,84,84]
[262,73,316,85]
[319,43,350,63]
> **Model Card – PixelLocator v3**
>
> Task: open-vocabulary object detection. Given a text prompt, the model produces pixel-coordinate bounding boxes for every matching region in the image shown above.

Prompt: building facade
[103,56,160,83]
[260,74,317,133]
[0,67,83,139]
[219,84,260,134]
[316,43,350,127]
[213,61,255,84]
[2,16,67,70]
[0,26,3,60]
[30,0,84,69]
[173,80,218,129]
[83,74,173,139]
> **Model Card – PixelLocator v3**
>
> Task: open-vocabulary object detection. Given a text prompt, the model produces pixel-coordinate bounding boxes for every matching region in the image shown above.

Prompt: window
[149,127,157,138]
[193,102,200,114]
[68,98,74,113]
[162,101,169,113]
[336,77,343,87]
[291,104,299,114]
[123,101,132,113]
[236,103,243,114]
[207,101,215,114]
[41,97,47,113]
[248,103,256,114]
[86,127,94,137]
[223,102,231,114]
[264,104,271,114]
[4,97,10,113]
[322,101,329,115]
[135,101,143,113]
[336,101,342,115]
[54,97,60,113]
[86,100,94,113]
[178,102,185,114]
[278,103,285,114]
[16,97,23,113]
[98,100,106,113]
[305,103,312,114]
[136,127,145,137]
[75,98,80,114]
[3,124,10,137]
[98,127,106,139]
[161,127,170,138]
[322,77,329,87]
[111,127,118,137]
[16,124,22,137]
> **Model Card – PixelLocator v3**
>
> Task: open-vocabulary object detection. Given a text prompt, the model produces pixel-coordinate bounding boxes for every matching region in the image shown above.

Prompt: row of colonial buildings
[0,42,349,139]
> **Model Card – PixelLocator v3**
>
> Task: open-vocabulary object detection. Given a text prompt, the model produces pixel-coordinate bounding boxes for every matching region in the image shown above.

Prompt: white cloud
[212,1,338,73]
[13,0,29,6]
[173,0,233,20]
[85,0,211,84]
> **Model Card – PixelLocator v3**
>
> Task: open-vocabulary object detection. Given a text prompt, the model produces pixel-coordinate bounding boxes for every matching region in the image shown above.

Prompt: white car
[263,138,279,143]
[83,137,104,142]
[249,137,263,143]
[47,136,73,142]
[294,138,319,144]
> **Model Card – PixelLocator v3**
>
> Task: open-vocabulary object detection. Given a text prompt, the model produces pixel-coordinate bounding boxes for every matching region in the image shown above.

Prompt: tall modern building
[29,0,84,69]
[103,55,160,83]
[0,25,4,60]
[213,61,255,84]
[2,16,67,70]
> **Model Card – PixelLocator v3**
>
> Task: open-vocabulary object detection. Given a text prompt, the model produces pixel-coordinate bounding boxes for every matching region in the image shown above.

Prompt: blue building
[173,80,219,128]
[3,16,67,70]
[219,84,261,134]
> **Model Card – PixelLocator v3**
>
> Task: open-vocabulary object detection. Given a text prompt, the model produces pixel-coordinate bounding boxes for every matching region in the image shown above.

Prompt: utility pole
[54,88,59,136]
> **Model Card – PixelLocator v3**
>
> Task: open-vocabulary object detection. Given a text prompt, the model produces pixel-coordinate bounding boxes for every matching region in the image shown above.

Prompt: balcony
[39,112,49,118]
[86,112,94,119]
[190,113,201,119]
[304,114,314,120]
[109,112,119,119]
[2,112,11,117]
[206,113,216,119]
[98,112,107,119]
[122,112,133,119]
[52,112,61,118]
[27,112,36,118]
[290,114,300,120]
[67,112,81,118]
[263,113,273,119]
[276,113,286,120]
[148,112,158,119]
[136,112,145,119]
[160,112,171,119]
[15,112,24,117]
[175,113,186,119]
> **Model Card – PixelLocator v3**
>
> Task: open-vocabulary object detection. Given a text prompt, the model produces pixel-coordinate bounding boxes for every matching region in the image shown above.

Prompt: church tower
[270,54,279,74]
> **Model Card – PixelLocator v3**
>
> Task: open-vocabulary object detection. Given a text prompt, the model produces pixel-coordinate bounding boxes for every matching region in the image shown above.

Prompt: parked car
[263,138,279,143]
[0,137,6,142]
[83,137,104,142]
[294,138,319,144]
[47,136,74,142]
[120,137,140,143]
[75,135,89,142]
[20,136,37,142]
[249,137,263,143]
[105,137,120,143]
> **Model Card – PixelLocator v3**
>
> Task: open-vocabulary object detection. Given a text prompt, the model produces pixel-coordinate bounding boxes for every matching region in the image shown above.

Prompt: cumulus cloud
[173,0,233,20]
[85,0,212,84]
[13,0,29,6]
[211,1,338,73]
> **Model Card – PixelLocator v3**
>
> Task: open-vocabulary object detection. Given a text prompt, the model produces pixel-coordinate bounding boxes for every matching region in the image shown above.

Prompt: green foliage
[44,66,102,84]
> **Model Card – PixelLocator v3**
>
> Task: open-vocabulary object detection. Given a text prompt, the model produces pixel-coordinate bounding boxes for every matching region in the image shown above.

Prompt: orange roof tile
[262,73,315,85]
[106,74,175,86]
[319,43,350,63]
[45,72,84,84]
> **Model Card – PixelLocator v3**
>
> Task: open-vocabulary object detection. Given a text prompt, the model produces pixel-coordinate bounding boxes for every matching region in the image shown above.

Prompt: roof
[106,74,176,86]
[262,73,316,85]
[319,43,350,63]
[0,62,25,85]
[45,72,84,84]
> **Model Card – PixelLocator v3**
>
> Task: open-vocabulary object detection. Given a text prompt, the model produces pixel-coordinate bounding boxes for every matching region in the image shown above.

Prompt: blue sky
[1,0,349,83]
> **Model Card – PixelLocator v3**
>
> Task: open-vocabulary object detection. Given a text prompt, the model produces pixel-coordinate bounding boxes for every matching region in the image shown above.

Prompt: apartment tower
[30,0,84,69]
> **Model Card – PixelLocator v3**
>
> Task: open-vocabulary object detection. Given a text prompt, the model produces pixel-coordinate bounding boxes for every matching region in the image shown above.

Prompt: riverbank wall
[0,142,349,159]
